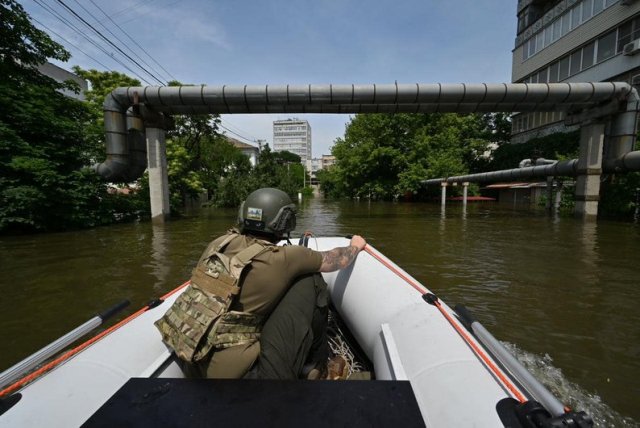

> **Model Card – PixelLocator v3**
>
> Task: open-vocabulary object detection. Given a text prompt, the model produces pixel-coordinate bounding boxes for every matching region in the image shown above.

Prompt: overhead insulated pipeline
[422,151,640,186]
[94,95,146,182]
[95,82,635,182]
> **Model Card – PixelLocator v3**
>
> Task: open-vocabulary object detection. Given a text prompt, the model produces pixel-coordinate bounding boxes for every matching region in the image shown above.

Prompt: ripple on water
[502,342,639,428]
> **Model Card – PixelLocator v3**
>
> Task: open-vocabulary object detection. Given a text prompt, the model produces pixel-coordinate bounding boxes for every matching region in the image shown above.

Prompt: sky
[21,0,518,158]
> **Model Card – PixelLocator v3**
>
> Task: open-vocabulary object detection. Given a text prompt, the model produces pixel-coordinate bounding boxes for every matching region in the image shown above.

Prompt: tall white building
[273,119,312,163]
[511,0,640,143]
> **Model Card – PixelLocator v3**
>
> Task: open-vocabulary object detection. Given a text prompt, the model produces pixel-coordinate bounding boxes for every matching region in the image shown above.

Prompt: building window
[594,0,604,15]
[583,0,593,20]
[521,0,619,61]
[549,62,559,83]
[561,13,571,37]
[570,4,581,31]
[553,19,561,42]
[618,20,632,53]
[582,42,595,68]
[559,56,570,80]
[570,50,582,76]
[597,30,617,62]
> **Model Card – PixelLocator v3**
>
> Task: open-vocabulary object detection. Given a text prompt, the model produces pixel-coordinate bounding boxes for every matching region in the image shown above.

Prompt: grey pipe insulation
[95,82,639,182]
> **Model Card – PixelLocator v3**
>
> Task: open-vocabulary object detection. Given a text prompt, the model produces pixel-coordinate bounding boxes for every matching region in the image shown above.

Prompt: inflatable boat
[0,237,592,427]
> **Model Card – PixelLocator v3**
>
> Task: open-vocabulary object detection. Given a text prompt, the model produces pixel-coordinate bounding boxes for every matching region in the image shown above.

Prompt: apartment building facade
[273,119,312,163]
[512,0,640,143]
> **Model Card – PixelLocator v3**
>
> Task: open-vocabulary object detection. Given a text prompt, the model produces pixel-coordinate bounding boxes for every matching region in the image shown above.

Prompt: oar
[0,300,130,390]
[453,304,566,417]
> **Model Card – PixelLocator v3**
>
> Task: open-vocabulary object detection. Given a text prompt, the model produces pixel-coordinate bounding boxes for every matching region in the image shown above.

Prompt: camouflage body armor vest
[155,230,272,362]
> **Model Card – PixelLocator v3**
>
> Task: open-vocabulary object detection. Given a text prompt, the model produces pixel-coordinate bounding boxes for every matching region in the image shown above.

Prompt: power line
[32,0,154,84]
[105,0,156,23]
[219,124,259,145]
[70,0,168,83]
[117,0,183,26]
[221,119,258,141]
[87,0,177,83]
[31,16,112,71]
[54,0,167,85]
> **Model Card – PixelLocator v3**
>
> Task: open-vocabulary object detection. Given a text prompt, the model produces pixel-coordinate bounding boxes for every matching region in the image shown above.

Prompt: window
[537,68,548,83]
[571,5,581,30]
[632,16,640,40]
[559,56,570,80]
[605,0,616,7]
[594,0,603,14]
[582,42,595,68]
[536,32,544,51]
[562,13,570,36]
[545,27,552,46]
[618,21,632,53]
[530,37,537,56]
[570,50,582,76]
[583,0,593,20]
[597,30,617,62]
[549,62,559,83]
[553,19,561,42]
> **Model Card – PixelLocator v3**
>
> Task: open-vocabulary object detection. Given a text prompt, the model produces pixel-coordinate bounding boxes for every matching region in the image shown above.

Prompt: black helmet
[238,188,296,237]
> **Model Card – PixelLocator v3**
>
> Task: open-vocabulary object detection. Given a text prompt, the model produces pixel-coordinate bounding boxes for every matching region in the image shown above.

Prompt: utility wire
[55,0,166,85]
[221,119,258,141]
[70,0,168,84]
[87,0,177,82]
[105,0,156,23]
[31,16,112,71]
[219,124,260,145]
[32,0,153,84]
[117,0,183,26]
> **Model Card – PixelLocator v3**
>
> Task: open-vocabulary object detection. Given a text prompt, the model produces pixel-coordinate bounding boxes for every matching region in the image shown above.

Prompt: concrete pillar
[462,182,469,206]
[441,182,447,206]
[546,176,553,211]
[146,127,170,223]
[574,123,605,220]
[554,180,563,213]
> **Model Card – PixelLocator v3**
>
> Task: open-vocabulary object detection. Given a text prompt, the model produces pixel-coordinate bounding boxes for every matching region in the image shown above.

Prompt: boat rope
[362,245,527,403]
[0,280,190,398]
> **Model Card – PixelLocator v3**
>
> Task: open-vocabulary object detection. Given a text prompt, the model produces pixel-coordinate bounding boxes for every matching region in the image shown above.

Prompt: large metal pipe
[104,82,632,115]
[423,151,640,185]
[97,82,636,182]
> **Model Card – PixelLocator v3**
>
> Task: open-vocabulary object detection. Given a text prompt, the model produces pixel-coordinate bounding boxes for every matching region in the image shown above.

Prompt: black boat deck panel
[82,378,425,427]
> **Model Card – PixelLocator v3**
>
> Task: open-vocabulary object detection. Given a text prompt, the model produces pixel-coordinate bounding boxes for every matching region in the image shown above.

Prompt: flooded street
[1,198,638,426]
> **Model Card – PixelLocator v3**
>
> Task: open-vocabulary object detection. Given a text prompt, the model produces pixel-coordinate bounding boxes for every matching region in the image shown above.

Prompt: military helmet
[238,188,296,237]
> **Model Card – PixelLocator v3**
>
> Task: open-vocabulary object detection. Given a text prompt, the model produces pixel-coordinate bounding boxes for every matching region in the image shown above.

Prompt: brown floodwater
[0,198,638,426]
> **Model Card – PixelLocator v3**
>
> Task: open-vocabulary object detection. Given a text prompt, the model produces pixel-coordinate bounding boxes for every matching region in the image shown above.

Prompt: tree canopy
[0,0,101,232]
[320,113,507,199]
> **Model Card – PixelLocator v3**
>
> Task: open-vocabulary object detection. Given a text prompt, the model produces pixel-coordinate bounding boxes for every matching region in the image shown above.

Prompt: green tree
[322,113,495,199]
[0,0,108,233]
[72,67,140,162]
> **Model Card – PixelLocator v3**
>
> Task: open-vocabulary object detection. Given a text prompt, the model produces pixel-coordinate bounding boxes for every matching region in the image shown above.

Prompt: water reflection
[149,224,170,291]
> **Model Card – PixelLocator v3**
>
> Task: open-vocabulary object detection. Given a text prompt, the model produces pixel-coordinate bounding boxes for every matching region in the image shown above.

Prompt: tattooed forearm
[319,245,360,272]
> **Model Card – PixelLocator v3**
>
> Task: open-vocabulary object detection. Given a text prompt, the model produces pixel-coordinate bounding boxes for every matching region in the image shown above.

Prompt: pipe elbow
[94,156,130,182]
